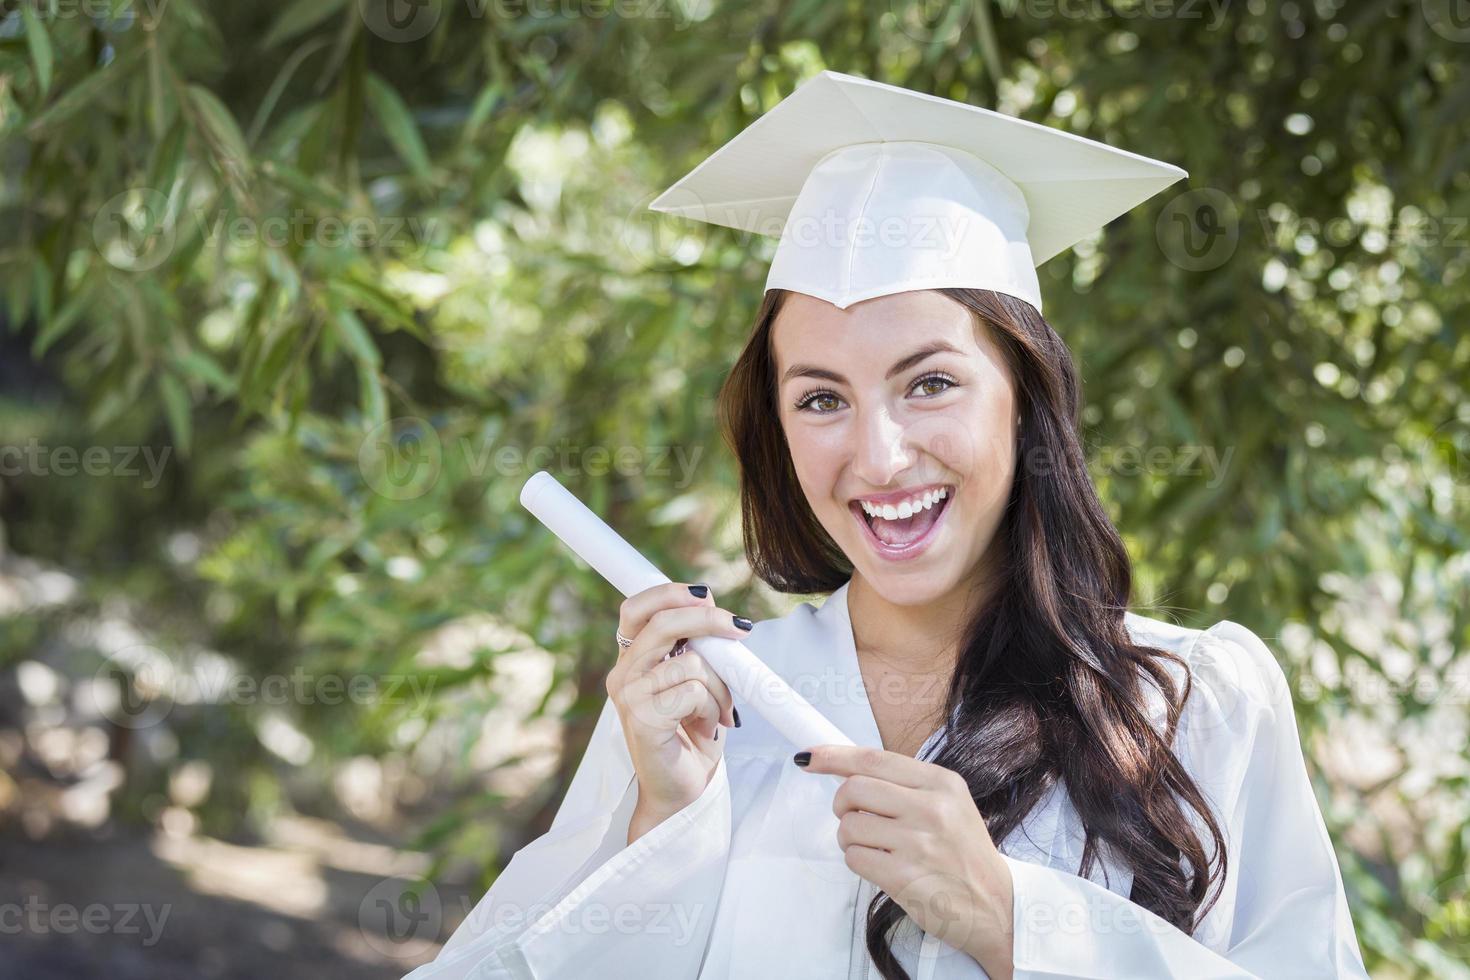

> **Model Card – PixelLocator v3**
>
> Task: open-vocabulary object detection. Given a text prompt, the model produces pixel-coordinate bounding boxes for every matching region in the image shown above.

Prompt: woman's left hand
[796,744,1015,980]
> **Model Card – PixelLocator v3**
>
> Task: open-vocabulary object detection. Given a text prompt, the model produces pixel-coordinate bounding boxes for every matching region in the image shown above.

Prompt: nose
[850,404,916,489]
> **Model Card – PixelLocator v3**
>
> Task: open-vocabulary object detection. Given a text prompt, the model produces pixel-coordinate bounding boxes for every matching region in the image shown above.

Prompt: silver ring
[615,629,634,649]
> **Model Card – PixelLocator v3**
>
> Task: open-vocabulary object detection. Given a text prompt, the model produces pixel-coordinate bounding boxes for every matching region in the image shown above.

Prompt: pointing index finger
[793,744,931,788]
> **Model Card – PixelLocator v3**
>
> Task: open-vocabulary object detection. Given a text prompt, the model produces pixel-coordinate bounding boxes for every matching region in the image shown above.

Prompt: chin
[857,564,962,606]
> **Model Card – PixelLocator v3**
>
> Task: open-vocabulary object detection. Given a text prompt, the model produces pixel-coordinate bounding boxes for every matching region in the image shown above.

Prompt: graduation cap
[648,70,1186,314]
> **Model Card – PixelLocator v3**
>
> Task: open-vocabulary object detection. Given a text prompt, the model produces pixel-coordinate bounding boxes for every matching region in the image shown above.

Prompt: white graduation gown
[403,579,1370,979]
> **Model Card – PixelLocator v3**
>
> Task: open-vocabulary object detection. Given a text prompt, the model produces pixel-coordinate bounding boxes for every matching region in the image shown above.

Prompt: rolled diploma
[519,470,854,749]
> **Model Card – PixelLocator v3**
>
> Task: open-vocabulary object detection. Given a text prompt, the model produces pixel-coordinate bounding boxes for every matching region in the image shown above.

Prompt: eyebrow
[780,340,965,387]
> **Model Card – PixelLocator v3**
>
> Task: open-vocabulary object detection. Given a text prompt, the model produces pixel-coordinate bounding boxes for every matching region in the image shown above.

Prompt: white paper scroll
[519,470,854,749]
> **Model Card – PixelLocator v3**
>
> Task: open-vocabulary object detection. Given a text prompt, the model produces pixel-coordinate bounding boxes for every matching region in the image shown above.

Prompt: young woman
[406,73,1369,979]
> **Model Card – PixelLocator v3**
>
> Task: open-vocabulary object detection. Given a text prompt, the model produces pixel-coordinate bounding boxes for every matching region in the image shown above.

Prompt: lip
[848,487,953,563]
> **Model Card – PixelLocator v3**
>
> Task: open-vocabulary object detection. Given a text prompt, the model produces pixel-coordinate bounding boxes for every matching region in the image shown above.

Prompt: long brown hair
[716,287,1228,979]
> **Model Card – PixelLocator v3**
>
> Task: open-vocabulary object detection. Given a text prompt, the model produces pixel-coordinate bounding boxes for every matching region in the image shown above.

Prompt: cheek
[967,405,1019,502]
[910,400,1014,480]
[975,421,1015,472]
[786,421,847,462]
[782,424,842,494]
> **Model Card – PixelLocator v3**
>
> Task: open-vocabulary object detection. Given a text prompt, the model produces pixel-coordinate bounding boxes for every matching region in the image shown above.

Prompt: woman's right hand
[606,583,751,839]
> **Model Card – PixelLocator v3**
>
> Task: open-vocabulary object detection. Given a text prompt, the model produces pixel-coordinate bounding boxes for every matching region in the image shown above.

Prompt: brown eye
[795,389,843,413]
[913,373,957,397]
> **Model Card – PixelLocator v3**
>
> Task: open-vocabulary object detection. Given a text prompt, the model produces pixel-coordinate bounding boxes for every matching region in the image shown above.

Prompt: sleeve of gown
[402,694,732,980]
[1001,620,1370,980]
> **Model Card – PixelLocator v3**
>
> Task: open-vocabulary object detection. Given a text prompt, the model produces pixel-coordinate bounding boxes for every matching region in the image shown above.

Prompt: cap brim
[648,70,1187,266]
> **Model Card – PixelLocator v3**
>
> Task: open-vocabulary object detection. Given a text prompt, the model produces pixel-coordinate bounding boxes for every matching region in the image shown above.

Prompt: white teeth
[858,487,949,521]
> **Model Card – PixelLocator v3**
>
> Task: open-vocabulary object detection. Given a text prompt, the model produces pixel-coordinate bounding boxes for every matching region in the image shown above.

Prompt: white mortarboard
[648,70,1187,315]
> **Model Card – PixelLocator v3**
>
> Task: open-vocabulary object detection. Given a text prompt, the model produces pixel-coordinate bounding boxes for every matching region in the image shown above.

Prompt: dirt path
[0,820,476,979]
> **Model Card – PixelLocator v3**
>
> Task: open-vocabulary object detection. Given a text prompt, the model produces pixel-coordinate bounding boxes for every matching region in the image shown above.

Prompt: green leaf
[364,73,432,180]
[30,253,53,328]
[260,160,346,209]
[21,4,54,97]
[303,535,353,575]
[261,0,349,50]
[32,278,96,357]
[26,46,145,134]
[172,348,237,395]
[330,307,381,366]
[326,279,422,338]
[146,119,189,196]
[247,37,331,145]
[260,101,325,159]
[356,359,387,429]
[6,263,34,330]
[461,81,503,144]
[187,84,254,182]
[247,323,298,407]
[159,372,193,456]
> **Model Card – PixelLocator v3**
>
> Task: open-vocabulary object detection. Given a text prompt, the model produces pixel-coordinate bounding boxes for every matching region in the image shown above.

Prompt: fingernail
[733,706,741,728]
[732,615,753,632]
[714,728,719,742]
[792,751,811,767]
[688,584,709,598]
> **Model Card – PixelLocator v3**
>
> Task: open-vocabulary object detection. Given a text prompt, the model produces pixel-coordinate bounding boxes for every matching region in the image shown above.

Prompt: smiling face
[773,289,1020,607]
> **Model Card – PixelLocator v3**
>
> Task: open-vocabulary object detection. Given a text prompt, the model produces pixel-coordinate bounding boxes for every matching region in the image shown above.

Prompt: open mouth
[848,485,953,561]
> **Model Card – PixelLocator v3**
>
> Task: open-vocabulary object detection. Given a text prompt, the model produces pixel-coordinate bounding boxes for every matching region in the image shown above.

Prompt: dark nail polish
[733,706,742,728]
[714,727,719,742]
[733,615,754,631]
[793,751,811,767]
[688,584,709,598]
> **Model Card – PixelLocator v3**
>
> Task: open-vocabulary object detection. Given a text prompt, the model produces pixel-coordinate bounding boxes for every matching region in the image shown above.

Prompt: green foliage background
[1,0,1467,973]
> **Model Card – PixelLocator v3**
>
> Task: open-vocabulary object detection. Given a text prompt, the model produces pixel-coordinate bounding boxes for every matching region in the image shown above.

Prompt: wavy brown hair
[716,286,1228,980]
